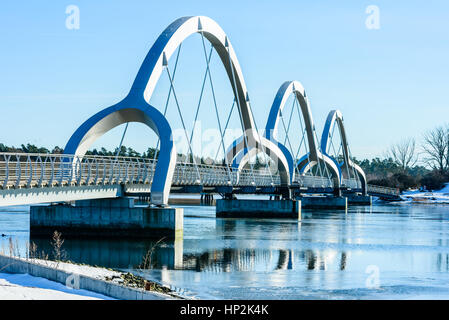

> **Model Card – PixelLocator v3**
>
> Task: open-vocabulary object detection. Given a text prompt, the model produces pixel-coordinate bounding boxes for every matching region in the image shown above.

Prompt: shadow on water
[29,233,349,274]
[29,236,184,270]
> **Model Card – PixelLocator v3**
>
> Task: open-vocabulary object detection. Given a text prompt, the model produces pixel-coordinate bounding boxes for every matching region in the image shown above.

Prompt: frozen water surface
[1,202,449,299]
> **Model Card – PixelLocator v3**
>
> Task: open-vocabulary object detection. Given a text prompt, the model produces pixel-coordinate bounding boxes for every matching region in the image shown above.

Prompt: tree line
[355,123,449,191]
[0,143,217,164]
[2,123,448,191]
[0,143,159,159]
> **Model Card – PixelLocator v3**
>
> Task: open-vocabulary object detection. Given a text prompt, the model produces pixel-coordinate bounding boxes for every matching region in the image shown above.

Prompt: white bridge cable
[115,122,129,160]
[292,99,309,166]
[338,119,359,183]
[165,63,202,183]
[247,97,275,185]
[342,142,352,182]
[313,127,332,180]
[225,43,256,183]
[213,98,236,165]
[279,101,299,178]
[282,97,296,147]
[294,128,307,166]
[293,132,307,183]
[241,78,274,183]
[328,122,338,156]
[347,144,360,187]
[328,123,350,181]
[151,44,183,173]
[199,34,233,184]
[179,42,214,177]
[284,97,300,179]
[301,99,328,180]
[328,123,356,184]
[295,97,313,178]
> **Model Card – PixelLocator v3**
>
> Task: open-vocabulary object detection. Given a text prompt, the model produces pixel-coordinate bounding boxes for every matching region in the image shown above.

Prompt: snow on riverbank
[402,183,449,204]
[0,257,121,299]
[0,272,113,300]
[0,255,178,300]
[26,258,123,280]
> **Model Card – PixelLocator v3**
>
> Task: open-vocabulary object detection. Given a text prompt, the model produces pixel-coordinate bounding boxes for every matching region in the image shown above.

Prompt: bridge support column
[216,199,301,219]
[333,187,342,197]
[30,197,183,239]
[278,186,291,200]
[297,195,347,210]
[346,194,372,205]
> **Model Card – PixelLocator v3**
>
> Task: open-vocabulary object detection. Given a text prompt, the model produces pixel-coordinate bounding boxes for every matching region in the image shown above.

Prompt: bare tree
[422,125,449,173]
[387,138,418,171]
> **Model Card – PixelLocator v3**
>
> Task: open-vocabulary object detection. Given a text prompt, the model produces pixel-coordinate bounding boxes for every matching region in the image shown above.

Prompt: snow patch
[0,272,113,300]
[402,183,449,204]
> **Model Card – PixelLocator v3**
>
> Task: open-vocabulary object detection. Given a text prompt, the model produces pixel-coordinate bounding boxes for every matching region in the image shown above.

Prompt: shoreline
[0,272,113,300]
[0,253,184,300]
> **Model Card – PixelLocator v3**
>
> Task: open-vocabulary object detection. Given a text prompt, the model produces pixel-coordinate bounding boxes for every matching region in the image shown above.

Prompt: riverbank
[402,183,449,204]
[0,253,182,300]
[0,272,113,299]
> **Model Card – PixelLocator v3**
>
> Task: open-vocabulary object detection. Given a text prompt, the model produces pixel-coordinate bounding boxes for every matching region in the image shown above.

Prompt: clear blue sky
[1,1,448,160]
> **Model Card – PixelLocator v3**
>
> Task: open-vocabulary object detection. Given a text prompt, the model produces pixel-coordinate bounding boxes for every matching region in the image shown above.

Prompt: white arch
[128,16,291,186]
[65,100,176,206]
[66,16,292,204]
[321,110,367,194]
[228,81,341,188]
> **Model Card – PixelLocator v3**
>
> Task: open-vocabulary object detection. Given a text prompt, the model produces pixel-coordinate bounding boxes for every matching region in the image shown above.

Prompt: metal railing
[367,184,400,196]
[292,175,334,188]
[0,153,280,189]
[0,152,359,191]
[172,162,279,187]
[0,153,154,189]
[342,178,362,189]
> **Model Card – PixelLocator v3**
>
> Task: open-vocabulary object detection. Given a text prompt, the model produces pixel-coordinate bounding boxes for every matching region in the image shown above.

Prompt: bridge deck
[0,153,400,206]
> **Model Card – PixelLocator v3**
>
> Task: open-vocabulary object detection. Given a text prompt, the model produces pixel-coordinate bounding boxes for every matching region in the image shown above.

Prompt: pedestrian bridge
[0,153,399,206]
[0,16,400,207]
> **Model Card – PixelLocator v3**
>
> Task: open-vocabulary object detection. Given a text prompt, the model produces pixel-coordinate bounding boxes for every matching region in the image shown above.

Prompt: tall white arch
[65,16,291,204]
[64,100,176,206]
[132,16,290,185]
[321,110,367,194]
[229,81,341,189]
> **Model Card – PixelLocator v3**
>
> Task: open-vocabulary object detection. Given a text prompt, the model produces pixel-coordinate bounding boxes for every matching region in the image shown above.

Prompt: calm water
[1,202,449,299]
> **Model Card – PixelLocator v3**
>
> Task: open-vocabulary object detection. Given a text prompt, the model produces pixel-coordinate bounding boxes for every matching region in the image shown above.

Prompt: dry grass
[139,237,166,271]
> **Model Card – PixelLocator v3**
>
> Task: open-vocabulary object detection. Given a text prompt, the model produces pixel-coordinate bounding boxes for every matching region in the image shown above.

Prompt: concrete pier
[216,199,301,219]
[298,196,347,210]
[346,194,372,205]
[30,197,183,239]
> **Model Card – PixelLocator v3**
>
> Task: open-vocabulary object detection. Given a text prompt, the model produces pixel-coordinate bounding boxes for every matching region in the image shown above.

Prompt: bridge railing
[292,175,334,188]
[341,178,362,189]
[0,152,343,190]
[0,153,282,189]
[173,162,279,186]
[0,153,156,189]
[367,184,400,197]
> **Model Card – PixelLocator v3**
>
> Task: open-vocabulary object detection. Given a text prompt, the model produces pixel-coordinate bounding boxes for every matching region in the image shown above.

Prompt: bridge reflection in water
[29,236,184,270]
[181,247,348,273]
[29,237,348,274]
[28,214,353,274]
